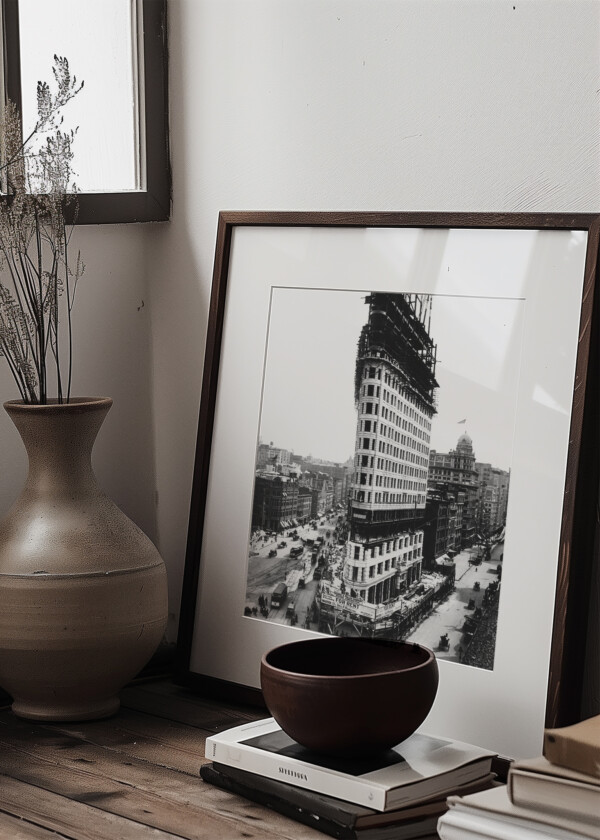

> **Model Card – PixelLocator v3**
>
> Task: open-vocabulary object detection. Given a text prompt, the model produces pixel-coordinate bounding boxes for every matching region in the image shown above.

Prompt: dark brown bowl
[260,637,439,757]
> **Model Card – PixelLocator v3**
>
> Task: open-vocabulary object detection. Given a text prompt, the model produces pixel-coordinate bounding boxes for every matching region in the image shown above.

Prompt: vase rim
[3,397,112,412]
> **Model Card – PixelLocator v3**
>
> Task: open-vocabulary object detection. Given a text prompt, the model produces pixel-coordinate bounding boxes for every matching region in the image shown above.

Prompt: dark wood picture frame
[175,211,600,754]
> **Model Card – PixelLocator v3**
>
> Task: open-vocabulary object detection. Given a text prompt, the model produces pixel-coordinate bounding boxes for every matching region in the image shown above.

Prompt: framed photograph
[176,212,599,760]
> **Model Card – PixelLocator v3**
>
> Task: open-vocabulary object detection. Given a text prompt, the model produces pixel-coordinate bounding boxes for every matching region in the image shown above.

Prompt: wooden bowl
[260,637,439,757]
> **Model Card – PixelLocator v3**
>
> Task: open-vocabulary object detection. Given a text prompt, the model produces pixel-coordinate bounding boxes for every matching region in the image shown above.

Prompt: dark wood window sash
[1,0,171,224]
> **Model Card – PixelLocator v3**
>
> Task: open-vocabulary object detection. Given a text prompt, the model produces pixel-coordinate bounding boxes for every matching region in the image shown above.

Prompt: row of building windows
[357,423,428,462]
[349,556,401,582]
[360,402,431,444]
[354,451,426,481]
[353,489,426,506]
[430,470,473,483]
[357,419,428,457]
[357,443,426,464]
[357,466,427,487]
[358,418,430,451]
[357,434,428,467]
[358,416,429,463]
[362,366,433,433]
[347,556,424,587]
[373,490,426,504]
[375,473,427,489]
[430,454,474,470]
[346,540,423,582]
[351,531,423,560]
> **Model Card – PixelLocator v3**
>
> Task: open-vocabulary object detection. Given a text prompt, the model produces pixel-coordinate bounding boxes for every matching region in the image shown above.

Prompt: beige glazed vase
[0,397,168,721]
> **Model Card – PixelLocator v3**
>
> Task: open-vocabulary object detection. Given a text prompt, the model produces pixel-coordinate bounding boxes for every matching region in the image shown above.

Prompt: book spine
[200,763,358,839]
[437,811,493,840]
[210,762,368,825]
[205,736,388,810]
[508,771,600,833]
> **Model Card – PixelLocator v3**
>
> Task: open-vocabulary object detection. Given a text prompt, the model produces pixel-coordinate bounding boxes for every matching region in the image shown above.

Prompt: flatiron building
[343,293,438,611]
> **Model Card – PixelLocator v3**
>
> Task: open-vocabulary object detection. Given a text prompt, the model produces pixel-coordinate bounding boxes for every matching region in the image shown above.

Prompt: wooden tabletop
[0,678,333,840]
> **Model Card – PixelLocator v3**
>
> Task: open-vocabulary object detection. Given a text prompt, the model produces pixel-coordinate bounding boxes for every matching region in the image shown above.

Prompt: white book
[204,717,496,812]
[438,785,599,840]
[508,755,600,827]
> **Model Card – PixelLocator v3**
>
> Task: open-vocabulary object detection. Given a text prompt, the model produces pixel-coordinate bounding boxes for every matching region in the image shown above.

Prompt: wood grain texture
[0,681,324,840]
[545,216,600,727]
[120,679,262,729]
[0,774,183,840]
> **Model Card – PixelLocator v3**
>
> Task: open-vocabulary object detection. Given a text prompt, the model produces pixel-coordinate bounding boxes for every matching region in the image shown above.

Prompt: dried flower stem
[0,56,84,404]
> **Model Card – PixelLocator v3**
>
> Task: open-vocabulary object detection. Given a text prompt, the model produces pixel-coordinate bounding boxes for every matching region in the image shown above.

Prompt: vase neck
[4,399,112,491]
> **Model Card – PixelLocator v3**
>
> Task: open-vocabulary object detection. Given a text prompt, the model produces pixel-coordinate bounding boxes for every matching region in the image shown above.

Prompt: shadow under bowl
[260,636,439,757]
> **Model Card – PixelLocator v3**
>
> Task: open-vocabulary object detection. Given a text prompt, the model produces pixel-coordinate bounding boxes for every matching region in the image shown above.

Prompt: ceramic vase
[0,397,168,721]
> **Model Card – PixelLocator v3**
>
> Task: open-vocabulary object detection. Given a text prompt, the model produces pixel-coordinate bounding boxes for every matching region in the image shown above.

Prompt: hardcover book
[544,715,600,779]
[204,717,496,812]
[507,755,600,829]
[201,761,497,840]
[439,785,599,840]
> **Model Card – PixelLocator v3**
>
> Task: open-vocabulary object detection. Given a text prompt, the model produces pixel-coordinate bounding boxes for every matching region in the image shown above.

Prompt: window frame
[2,0,170,224]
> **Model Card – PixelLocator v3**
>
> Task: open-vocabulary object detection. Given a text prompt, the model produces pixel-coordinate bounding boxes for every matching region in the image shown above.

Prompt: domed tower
[427,429,479,552]
[454,431,476,477]
[456,431,473,455]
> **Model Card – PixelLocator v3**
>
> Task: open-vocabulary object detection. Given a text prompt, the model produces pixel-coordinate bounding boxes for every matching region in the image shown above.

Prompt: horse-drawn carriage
[438,633,450,651]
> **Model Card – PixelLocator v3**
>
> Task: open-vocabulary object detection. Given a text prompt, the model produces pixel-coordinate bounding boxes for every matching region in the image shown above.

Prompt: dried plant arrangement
[0,56,84,404]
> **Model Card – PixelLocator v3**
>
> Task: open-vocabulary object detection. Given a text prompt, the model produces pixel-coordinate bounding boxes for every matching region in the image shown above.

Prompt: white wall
[0,223,158,545]
[148,0,600,645]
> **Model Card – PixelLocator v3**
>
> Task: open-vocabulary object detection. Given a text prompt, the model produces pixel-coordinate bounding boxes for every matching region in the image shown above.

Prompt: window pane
[18,0,141,193]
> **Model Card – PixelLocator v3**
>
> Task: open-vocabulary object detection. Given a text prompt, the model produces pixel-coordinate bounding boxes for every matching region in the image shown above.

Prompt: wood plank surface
[32,707,211,775]
[0,712,224,801]
[0,774,184,840]
[119,682,261,731]
[0,683,325,840]
[0,808,72,840]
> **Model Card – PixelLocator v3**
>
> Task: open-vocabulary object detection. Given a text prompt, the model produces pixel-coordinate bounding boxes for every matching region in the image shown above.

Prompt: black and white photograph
[245,287,524,670]
[182,216,593,759]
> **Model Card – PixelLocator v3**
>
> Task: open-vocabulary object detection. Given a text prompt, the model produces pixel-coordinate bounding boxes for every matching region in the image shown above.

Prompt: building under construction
[318,293,448,637]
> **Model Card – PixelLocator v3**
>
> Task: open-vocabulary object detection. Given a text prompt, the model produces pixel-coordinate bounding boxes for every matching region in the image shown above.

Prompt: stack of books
[201,717,498,839]
[437,714,600,840]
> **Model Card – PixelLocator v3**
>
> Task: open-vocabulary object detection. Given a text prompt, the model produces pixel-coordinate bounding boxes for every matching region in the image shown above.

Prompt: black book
[201,760,496,840]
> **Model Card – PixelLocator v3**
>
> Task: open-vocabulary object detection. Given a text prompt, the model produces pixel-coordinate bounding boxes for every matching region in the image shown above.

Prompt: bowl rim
[261,637,436,680]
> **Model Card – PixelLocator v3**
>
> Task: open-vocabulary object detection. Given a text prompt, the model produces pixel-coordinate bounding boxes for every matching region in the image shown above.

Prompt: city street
[406,542,503,662]
[245,508,344,625]
[247,508,503,665]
